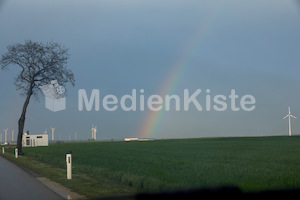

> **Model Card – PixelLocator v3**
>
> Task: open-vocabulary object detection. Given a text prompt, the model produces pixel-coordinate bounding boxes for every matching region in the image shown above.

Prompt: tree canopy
[1,40,75,98]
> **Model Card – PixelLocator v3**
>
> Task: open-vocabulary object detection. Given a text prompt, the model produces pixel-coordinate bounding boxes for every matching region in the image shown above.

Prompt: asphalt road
[0,156,64,200]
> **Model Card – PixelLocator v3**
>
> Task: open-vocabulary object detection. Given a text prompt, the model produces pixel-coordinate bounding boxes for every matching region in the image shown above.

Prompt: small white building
[138,138,154,141]
[22,133,49,147]
[124,138,139,142]
[124,138,154,142]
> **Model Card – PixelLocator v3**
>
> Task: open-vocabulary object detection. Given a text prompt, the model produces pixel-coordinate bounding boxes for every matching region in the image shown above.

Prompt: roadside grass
[0,146,138,199]
[1,136,300,198]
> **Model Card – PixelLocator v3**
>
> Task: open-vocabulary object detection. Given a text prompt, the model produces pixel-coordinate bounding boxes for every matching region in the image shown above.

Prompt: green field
[2,136,300,198]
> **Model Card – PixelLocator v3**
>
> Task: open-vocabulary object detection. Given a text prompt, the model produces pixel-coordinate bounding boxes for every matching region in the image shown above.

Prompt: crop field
[3,136,300,198]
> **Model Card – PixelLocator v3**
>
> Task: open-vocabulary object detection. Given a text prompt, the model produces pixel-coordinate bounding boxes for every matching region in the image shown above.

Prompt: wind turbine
[51,127,55,141]
[75,132,77,140]
[11,129,14,142]
[91,124,95,140]
[94,126,97,140]
[4,128,8,144]
[283,106,297,136]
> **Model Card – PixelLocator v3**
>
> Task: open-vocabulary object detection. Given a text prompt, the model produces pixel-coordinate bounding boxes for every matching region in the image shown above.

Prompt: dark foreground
[95,187,300,200]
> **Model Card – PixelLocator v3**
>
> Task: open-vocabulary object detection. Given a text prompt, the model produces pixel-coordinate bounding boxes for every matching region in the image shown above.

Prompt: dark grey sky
[1,0,300,141]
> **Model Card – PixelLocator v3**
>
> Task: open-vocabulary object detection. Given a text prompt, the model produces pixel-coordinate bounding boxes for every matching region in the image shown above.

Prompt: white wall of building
[22,134,48,147]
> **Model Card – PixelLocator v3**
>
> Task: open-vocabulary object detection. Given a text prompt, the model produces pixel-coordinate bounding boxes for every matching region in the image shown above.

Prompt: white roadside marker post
[66,150,72,180]
[15,148,18,158]
[2,147,4,154]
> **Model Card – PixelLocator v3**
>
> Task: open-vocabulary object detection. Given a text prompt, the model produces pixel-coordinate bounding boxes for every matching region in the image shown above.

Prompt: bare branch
[0,40,75,100]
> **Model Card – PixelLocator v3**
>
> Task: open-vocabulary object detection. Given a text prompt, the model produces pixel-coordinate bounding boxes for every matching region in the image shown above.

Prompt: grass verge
[0,145,138,199]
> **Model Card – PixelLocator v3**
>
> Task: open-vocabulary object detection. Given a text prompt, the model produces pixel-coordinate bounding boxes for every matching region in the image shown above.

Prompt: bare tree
[1,40,75,153]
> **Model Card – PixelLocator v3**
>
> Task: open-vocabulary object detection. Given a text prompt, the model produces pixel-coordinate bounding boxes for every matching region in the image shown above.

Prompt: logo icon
[40,80,66,112]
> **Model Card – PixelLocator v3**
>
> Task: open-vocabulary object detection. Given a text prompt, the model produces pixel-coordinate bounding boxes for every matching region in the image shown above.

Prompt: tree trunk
[17,88,33,154]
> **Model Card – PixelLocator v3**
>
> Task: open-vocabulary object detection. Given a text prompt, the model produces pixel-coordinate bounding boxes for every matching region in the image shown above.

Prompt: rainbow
[137,11,219,139]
